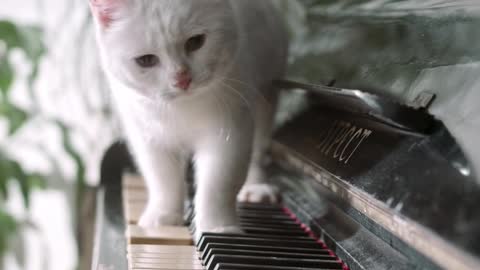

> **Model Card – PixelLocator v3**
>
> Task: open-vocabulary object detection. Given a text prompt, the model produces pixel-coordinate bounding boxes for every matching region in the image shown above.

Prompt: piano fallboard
[271,99,480,269]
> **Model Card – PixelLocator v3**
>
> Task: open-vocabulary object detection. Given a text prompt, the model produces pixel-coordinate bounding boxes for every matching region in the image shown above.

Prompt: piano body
[91,1,480,270]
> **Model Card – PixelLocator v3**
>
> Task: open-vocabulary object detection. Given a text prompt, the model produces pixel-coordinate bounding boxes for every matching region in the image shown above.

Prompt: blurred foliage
[0,20,45,134]
[0,20,47,258]
[56,121,86,215]
[0,210,17,256]
[0,17,89,268]
[0,153,47,255]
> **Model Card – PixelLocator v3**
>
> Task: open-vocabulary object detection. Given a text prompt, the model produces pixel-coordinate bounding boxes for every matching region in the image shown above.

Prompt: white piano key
[123,189,148,203]
[130,257,202,265]
[128,245,197,254]
[123,174,147,189]
[124,201,145,224]
[127,225,193,245]
[131,262,204,270]
[129,253,199,259]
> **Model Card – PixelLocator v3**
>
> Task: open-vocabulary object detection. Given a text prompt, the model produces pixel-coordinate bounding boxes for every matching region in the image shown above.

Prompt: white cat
[89,0,288,234]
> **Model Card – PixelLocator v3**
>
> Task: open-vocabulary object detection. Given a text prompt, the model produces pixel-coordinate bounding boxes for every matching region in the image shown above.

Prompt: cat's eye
[185,34,206,53]
[135,54,160,68]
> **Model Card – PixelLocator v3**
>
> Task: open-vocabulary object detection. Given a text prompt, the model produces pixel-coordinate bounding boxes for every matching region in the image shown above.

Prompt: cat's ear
[89,0,126,28]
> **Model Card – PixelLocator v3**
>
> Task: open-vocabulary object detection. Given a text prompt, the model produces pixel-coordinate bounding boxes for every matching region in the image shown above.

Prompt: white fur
[91,0,288,234]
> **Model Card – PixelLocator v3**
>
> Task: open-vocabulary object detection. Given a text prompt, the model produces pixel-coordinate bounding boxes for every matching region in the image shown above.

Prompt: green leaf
[0,177,7,200]
[0,20,45,99]
[0,21,45,60]
[10,162,29,207]
[0,152,46,207]
[28,174,47,190]
[0,21,22,49]
[17,26,46,64]
[0,102,28,135]
[0,209,18,256]
[55,121,86,214]
[7,104,27,135]
[0,56,14,96]
[0,153,13,200]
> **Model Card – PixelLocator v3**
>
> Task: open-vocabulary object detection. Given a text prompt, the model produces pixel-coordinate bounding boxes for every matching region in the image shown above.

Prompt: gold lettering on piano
[316,120,373,164]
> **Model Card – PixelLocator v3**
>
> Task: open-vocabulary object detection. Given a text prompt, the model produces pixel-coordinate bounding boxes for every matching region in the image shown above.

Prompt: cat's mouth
[155,79,211,101]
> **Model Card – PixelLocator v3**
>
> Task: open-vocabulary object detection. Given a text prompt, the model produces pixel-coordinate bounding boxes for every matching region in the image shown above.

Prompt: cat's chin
[160,86,214,102]
[141,90,189,103]
[157,91,198,103]
[161,92,183,101]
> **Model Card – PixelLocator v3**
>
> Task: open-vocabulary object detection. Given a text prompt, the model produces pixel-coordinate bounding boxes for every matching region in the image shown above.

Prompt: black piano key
[200,243,331,261]
[191,225,306,238]
[197,235,321,252]
[237,204,284,210]
[189,211,289,227]
[214,263,337,270]
[237,203,284,211]
[204,248,336,265]
[206,254,343,270]
[239,217,298,225]
[239,222,304,231]
[238,212,290,219]
[237,210,286,216]
[199,232,312,241]
[239,213,293,220]
[191,226,306,238]
[191,206,285,215]
[237,208,286,214]
[242,226,308,236]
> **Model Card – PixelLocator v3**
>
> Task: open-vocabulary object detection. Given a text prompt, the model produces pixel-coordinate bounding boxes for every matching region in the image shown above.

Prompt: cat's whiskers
[219,81,252,108]
[219,81,256,122]
[219,76,273,111]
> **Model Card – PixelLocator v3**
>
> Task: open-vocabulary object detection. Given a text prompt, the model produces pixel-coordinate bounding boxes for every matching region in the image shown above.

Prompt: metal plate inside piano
[121,174,347,270]
[274,80,435,133]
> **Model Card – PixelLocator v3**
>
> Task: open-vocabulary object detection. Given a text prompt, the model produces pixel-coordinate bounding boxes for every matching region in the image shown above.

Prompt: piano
[91,78,480,270]
[90,2,480,269]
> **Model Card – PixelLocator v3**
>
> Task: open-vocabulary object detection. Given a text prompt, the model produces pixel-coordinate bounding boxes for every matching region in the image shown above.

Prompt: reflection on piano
[92,81,480,270]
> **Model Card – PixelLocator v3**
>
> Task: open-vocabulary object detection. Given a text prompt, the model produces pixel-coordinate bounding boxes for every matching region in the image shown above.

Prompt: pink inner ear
[90,0,122,27]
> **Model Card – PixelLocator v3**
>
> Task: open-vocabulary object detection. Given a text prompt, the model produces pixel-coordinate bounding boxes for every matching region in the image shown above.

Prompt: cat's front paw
[237,183,280,203]
[138,209,184,228]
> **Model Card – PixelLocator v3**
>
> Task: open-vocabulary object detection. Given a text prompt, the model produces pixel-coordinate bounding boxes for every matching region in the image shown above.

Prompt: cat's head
[90,0,238,101]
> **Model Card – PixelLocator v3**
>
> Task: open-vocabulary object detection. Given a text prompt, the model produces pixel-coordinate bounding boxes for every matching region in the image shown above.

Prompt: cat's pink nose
[173,70,192,91]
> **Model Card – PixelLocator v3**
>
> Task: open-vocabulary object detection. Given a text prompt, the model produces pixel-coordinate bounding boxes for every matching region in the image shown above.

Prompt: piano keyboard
[122,174,348,270]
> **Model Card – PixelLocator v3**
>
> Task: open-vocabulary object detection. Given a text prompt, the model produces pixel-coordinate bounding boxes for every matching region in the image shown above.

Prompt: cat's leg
[194,132,252,237]
[238,92,279,203]
[135,145,187,227]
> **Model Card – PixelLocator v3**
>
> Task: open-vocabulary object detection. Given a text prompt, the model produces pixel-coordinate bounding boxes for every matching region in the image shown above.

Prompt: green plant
[0,20,47,259]
[0,18,91,269]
